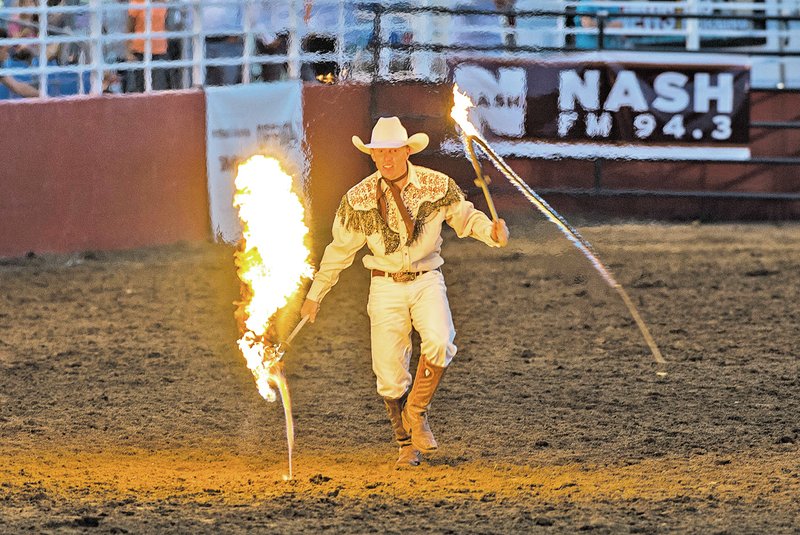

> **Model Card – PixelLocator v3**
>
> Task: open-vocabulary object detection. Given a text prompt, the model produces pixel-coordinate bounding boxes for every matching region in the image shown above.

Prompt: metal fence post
[242,0,253,84]
[36,0,47,97]
[191,0,203,86]
[371,2,384,82]
[89,0,103,95]
[144,0,153,92]
[686,0,700,51]
[287,0,301,80]
[597,11,606,51]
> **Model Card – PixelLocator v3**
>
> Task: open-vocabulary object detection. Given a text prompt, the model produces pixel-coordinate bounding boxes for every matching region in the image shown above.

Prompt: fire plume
[450,84,481,138]
[233,155,314,401]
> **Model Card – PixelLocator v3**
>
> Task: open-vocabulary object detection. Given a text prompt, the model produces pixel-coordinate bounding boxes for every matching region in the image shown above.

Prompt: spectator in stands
[200,0,244,86]
[494,0,517,47]
[453,0,518,50]
[256,29,288,82]
[7,0,62,64]
[7,0,38,63]
[46,0,80,65]
[101,0,128,93]
[0,27,38,97]
[254,0,338,84]
[300,0,338,83]
[164,1,188,89]
[126,0,169,92]
[574,2,627,50]
[7,0,35,39]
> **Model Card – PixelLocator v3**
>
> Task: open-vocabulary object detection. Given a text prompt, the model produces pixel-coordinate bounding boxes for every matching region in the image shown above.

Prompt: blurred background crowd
[1,0,798,99]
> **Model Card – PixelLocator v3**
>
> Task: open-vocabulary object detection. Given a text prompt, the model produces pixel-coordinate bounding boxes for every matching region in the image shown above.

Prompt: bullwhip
[451,86,665,364]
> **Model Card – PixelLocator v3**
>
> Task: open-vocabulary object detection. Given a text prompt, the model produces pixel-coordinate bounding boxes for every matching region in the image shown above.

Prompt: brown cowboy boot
[402,355,446,454]
[383,394,420,469]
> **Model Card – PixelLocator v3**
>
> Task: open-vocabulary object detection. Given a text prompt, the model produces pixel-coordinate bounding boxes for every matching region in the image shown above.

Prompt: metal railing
[366,1,800,89]
[0,0,376,97]
[571,155,800,203]
[4,0,800,100]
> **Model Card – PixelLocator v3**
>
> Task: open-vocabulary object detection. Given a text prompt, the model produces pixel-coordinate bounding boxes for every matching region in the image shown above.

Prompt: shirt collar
[376,161,420,190]
[406,162,421,189]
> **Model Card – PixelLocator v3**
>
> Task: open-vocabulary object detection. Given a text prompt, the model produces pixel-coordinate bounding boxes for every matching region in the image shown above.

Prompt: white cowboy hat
[352,116,429,155]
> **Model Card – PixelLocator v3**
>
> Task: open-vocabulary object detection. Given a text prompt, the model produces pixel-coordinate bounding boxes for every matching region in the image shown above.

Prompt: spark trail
[451,86,665,364]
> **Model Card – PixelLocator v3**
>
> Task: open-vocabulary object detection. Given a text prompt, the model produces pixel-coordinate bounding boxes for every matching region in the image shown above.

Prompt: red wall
[1,84,798,259]
[0,91,209,257]
[0,85,378,259]
[303,84,372,231]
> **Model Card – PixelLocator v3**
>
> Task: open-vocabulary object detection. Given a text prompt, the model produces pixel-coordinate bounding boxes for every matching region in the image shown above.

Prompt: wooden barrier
[0,84,797,258]
[0,91,208,258]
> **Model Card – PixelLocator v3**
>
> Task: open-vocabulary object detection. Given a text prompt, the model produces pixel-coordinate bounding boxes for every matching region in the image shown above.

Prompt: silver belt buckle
[392,271,417,282]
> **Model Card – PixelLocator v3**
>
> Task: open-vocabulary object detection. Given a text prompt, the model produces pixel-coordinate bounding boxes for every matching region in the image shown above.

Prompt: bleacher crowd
[0,0,556,99]
[2,0,797,99]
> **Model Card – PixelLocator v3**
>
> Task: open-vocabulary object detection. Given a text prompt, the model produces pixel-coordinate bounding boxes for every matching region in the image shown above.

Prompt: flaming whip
[451,86,665,364]
[464,132,499,222]
[233,155,315,479]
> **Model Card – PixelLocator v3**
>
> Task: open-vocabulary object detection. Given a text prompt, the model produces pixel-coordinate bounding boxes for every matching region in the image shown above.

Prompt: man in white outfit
[301,117,509,468]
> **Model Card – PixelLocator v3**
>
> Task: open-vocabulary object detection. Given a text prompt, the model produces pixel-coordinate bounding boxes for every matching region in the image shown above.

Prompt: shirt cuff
[305,279,328,304]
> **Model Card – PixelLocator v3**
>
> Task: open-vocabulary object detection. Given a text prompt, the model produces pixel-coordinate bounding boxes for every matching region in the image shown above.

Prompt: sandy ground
[1,217,798,534]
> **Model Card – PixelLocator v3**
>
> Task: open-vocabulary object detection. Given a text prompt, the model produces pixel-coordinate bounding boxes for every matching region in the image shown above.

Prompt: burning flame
[450,84,481,138]
[233,155,314,402]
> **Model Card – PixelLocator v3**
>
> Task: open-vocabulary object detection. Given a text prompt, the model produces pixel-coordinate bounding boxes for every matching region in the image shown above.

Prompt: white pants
[367,269,457,398]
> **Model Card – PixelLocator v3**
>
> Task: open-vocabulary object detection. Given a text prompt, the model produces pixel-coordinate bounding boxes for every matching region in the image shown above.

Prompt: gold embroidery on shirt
[337,167,462,254]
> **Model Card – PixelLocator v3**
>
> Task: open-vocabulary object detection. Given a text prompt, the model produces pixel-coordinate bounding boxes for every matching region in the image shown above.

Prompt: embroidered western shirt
[306,163,500,304]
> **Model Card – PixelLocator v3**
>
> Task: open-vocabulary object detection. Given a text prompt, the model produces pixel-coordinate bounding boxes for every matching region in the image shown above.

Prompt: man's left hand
[491,219,509,247]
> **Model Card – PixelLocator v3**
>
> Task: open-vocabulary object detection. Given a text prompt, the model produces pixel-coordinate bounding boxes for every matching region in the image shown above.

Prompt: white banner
[205,81,305,243]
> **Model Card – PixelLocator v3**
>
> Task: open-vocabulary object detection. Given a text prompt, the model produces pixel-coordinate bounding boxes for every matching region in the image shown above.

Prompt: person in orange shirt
[126,0,169,92]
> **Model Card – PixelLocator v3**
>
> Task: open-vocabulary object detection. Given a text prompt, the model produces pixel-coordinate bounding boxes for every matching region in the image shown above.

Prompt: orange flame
[233,155,313,401]
[450,84,481,138]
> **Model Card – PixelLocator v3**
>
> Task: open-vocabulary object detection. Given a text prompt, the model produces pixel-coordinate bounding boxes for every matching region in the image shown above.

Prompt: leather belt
[371,268,436,282]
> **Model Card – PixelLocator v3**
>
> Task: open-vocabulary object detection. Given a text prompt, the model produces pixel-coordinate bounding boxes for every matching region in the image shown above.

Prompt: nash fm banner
[205,81,305,243]
[448,51,751,160]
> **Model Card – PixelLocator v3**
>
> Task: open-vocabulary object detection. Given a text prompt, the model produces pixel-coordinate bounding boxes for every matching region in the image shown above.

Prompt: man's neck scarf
[376,168,414,238]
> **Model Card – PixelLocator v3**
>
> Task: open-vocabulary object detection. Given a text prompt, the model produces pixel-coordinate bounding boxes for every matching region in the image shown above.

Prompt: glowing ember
[233,155,314,477]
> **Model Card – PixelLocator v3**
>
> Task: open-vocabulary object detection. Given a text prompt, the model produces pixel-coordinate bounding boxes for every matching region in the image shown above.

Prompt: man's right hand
[300,298,320,323]
[491,218,509,247]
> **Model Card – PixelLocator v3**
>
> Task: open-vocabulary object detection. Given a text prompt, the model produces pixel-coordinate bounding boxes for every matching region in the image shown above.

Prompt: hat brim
[352,132,429,155]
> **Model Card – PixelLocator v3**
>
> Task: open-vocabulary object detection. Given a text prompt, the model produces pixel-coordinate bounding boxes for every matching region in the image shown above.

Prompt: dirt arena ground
[1,216,798,533]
